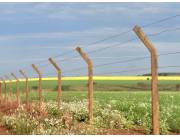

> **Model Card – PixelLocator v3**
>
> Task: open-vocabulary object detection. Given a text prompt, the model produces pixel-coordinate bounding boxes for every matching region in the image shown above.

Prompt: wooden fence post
[76,47,93,124]
[11,73,20,105]
[32,64,42,110]
[5,75,12,98]
[133,25,159,135]
[19,70,29,105]
[49,58,62,108]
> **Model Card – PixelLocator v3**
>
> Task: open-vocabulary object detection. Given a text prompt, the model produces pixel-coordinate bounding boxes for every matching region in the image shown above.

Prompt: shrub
[175,84,180,91]
[93,104,131,129]
[137,82,147,88]
[31,86,38,90]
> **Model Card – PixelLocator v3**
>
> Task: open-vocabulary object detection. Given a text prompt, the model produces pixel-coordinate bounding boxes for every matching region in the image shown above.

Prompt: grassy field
[4,79,180,92]
[1,79,180,134]
[5,90,180,134]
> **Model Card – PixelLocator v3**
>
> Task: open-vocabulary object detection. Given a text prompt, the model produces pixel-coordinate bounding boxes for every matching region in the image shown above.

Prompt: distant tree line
[141,72,180,76]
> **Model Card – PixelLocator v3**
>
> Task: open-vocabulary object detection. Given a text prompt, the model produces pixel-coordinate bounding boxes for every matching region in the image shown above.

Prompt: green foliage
[2,93,180,135]
[5,79,180,92]
[2,107,37,134]
[93,104,131,129]
[15,90,180,134]
[1,100,89,134]
[1,78,180,135]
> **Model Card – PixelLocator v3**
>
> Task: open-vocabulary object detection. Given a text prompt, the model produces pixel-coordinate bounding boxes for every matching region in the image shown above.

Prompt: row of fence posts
[0,26,160,134]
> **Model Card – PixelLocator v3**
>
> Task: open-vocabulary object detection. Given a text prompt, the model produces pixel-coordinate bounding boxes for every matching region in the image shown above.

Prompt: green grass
[17,91,180,134]
[1,80,180,134]
[3,80,180,93]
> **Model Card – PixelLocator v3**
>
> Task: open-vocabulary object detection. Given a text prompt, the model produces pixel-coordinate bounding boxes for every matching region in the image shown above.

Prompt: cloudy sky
[0,2,180,77]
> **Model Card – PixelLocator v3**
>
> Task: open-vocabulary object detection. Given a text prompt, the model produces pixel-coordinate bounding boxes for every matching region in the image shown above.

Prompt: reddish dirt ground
[0,100,21,135]
[0,125,9,135]
[99,128,146,135]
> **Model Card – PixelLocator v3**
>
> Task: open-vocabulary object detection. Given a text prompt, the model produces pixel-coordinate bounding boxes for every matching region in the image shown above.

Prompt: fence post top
[19,69,24,73]
[11,73,14,76]
[75,46,93,67]
[32,64,38,70]
[76,46,80,50]
[48,57,61,72]
[75,47,82,52]
[19,70,28,79]
[31,64,42,76]
[32,64,36,68]
[133,25,157,54]
[11,73,19,81]
[133,25,141,31]
[48,57,53,61]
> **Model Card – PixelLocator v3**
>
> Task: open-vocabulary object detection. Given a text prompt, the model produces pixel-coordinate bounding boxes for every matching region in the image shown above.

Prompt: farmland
[1,2,180,135]
[5,77,180,92]
[0,78,179,134]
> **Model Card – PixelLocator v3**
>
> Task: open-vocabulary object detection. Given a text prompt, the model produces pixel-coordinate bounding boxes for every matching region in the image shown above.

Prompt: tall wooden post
[133,25,159,135]
[11,73,20,104]
[49,58,62,108]
[76,47,93,124]
[32,64,42,110]
[19,70,29,105]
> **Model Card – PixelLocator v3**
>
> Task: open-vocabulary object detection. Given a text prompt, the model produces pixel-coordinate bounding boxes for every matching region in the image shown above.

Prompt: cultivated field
[0,78,179,135]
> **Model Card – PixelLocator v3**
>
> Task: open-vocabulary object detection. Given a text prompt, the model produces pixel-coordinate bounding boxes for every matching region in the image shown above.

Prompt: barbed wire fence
[0,14,179,134]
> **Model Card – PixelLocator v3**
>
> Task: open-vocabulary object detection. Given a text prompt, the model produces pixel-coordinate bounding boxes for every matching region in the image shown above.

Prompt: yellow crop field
[3,76,179,83]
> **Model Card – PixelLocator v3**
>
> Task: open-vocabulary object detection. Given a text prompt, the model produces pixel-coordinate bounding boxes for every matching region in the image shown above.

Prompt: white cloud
[0,3,179,21]
[0,24,178,42]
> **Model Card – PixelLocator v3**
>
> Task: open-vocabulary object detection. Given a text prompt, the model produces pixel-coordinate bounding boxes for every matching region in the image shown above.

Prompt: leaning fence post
[5,75,12,98]
[49,58,62,108]
[133,25,159,135]
[19,70,29,105]
[32,64,42,110]
[11,73,20,105]
[76,47,93,124]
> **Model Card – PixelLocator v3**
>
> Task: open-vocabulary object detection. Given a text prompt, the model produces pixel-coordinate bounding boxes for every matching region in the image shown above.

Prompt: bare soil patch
[0,125,9,135]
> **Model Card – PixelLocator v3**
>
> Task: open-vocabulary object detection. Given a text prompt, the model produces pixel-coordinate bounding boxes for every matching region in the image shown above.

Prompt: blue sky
[0,2,180,78]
